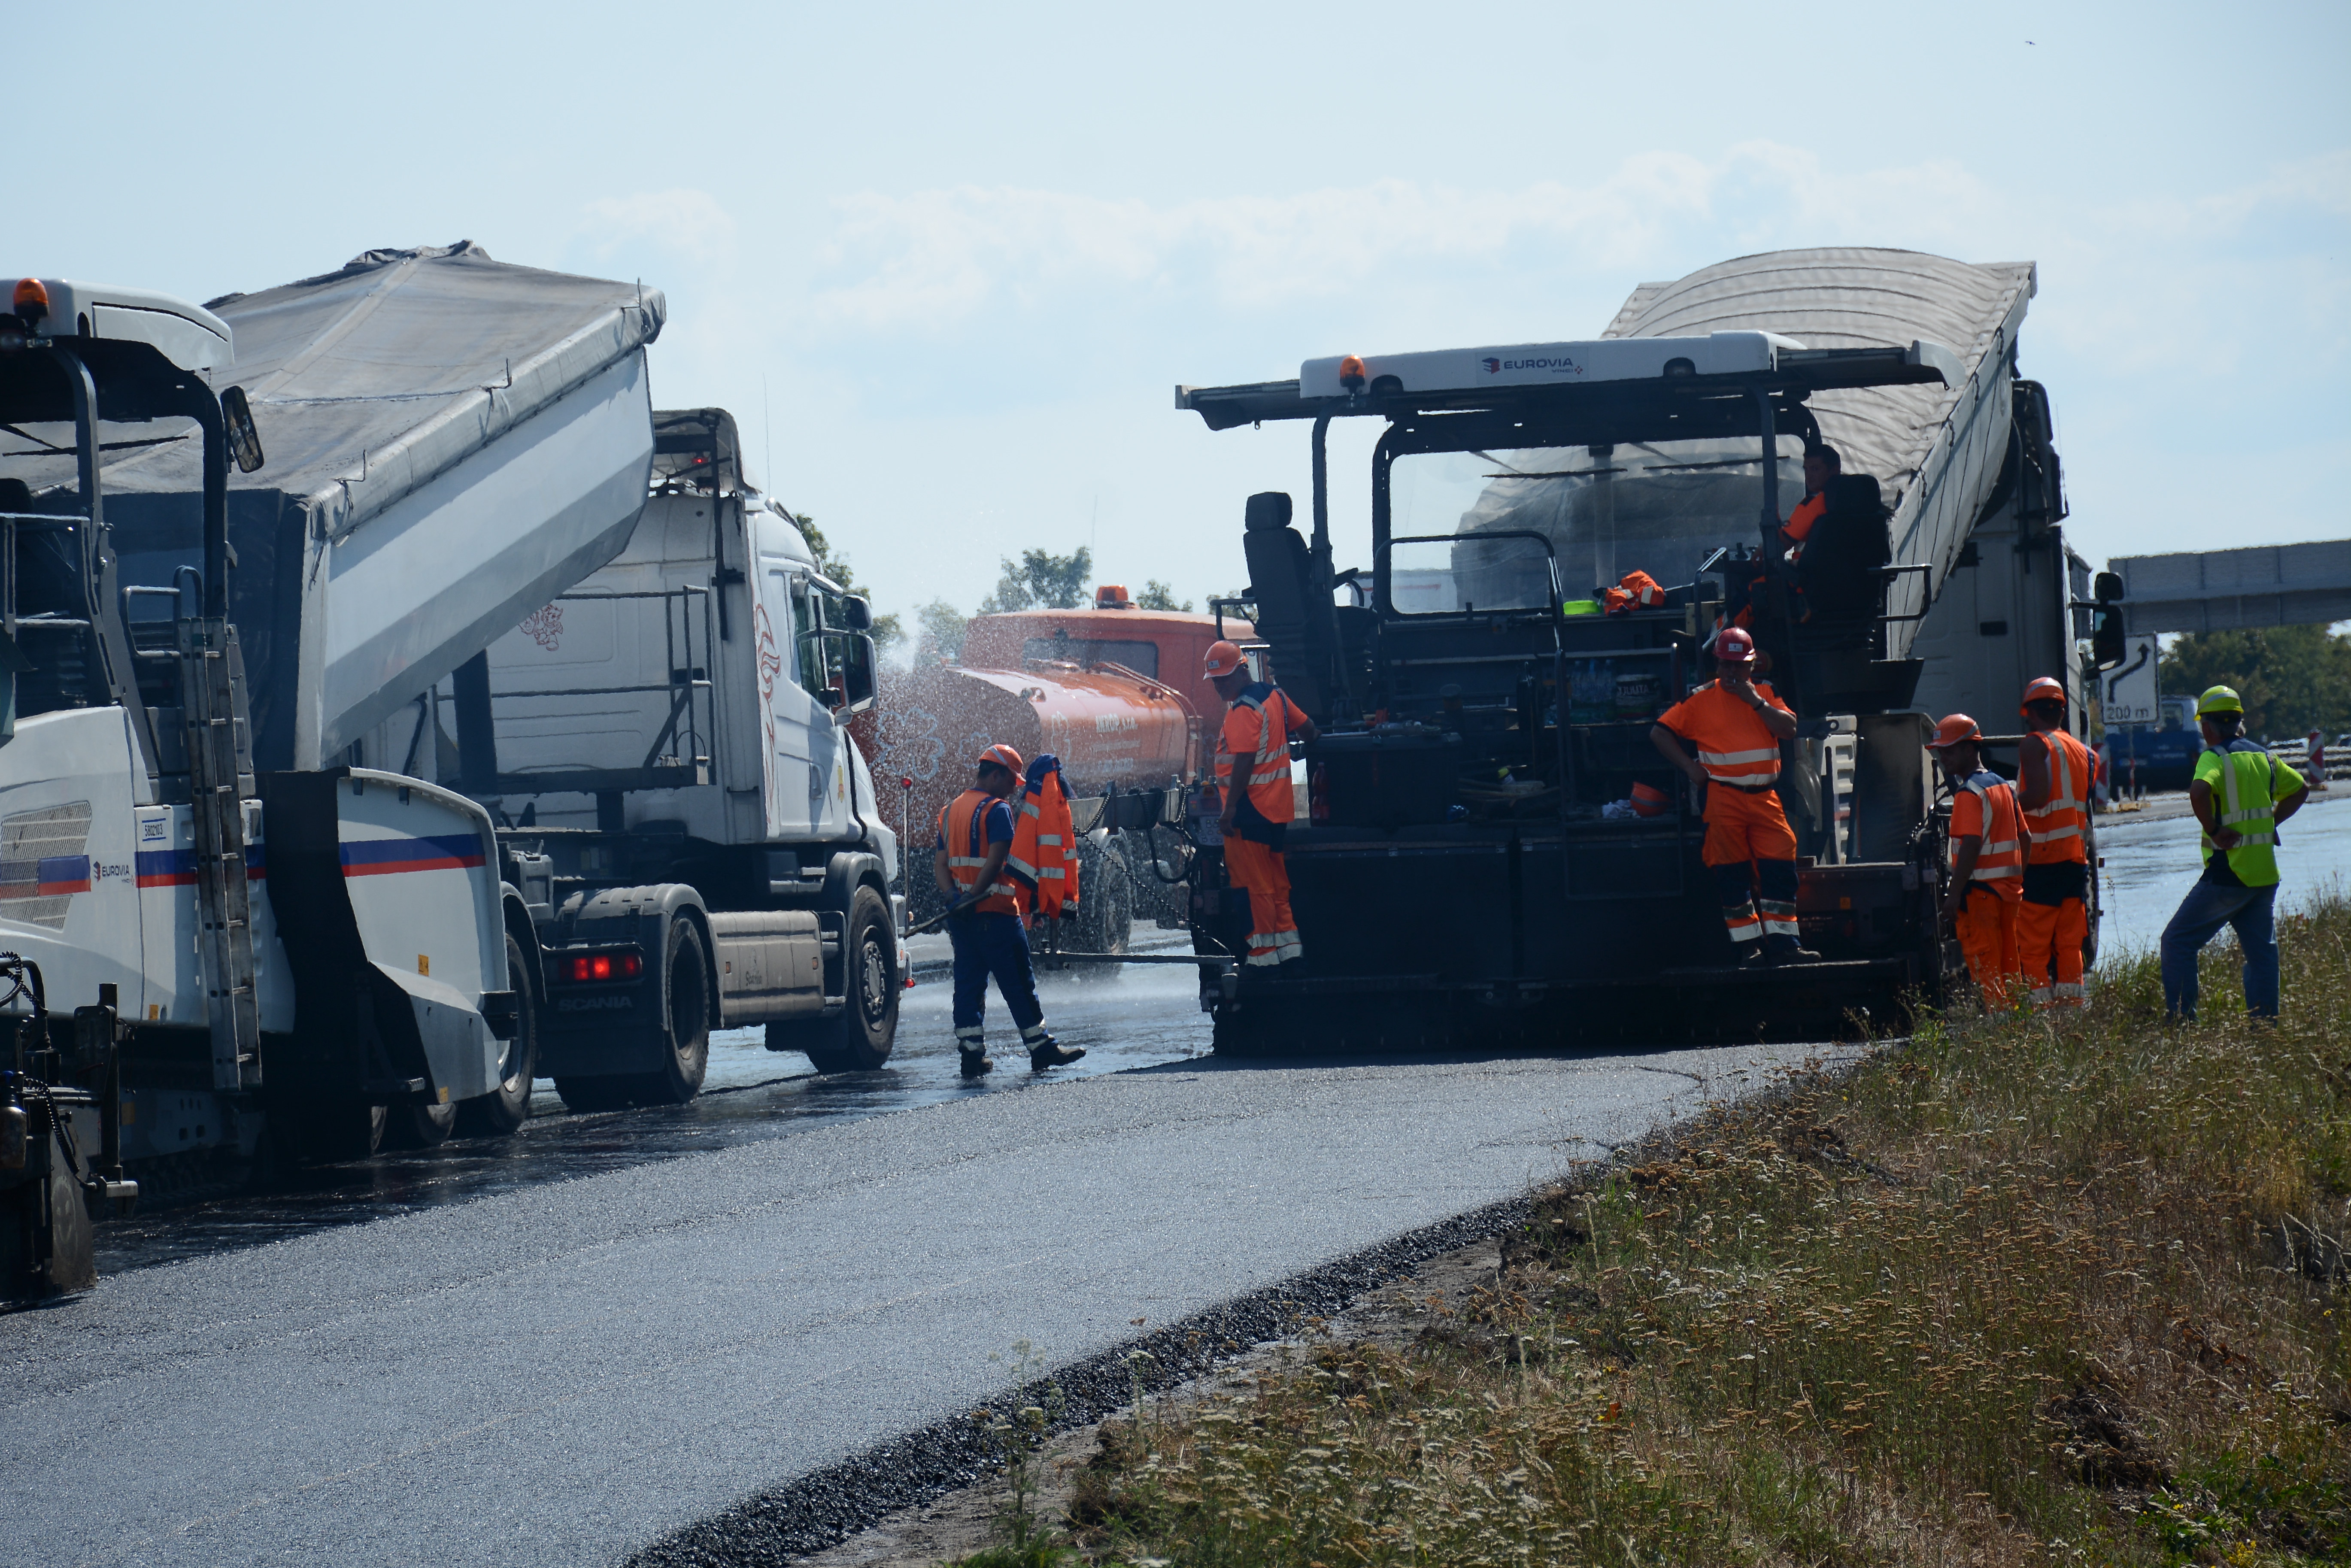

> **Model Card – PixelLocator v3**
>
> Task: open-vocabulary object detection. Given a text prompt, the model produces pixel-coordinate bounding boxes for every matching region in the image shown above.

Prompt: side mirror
[843,634,877,714]
[2090,571,2125,671]
[836,594,873,631]
[220,385,265,474]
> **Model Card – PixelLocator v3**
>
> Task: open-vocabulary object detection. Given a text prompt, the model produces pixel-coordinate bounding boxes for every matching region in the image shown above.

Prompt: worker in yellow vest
[2160,685,2310,1019]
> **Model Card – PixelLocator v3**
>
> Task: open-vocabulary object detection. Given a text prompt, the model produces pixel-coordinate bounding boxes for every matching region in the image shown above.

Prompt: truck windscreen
[1387,440,1805,602]
[1384,533,1555,616]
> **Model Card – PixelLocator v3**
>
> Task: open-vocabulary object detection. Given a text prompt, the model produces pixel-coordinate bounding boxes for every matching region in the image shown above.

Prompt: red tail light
[561,950,643,983]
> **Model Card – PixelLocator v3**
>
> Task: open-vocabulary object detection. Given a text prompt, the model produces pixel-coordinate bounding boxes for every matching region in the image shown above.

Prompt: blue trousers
[2160,879,2278,1020]
[948,910,1044,1044]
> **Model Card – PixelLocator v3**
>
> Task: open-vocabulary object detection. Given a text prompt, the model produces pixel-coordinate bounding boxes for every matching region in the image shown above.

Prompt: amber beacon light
[1338,354,1367,393]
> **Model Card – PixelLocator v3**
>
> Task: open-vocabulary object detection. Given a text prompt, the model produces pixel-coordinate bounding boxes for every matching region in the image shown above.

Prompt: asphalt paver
[9,1030,1848,1566]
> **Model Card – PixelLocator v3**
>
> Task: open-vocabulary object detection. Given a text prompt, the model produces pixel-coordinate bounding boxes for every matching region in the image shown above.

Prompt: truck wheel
[457,934,540,1137]
[383,1098,456,1149]
[634,917,711,1106]
[1072,840,1132,955]
[771,884,899,1073]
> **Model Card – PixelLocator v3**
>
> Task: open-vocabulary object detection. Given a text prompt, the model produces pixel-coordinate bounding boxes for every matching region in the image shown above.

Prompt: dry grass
[1000,896,2351,1567]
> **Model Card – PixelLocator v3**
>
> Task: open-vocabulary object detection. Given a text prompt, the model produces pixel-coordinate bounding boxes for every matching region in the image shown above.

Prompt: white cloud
[577,188,739,264]
[806,144,2004,333]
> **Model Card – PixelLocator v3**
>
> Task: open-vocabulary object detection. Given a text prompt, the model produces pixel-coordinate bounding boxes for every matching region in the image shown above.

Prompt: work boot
[1726,943,1766,969]
[1765,936,1821,965]
[959,1048,995,1079]
[1027,1035,1086,1071]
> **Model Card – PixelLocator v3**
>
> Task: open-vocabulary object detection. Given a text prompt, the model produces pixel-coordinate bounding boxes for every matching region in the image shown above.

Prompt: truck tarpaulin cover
[1432,249,2031,663]
[22,243,667,770]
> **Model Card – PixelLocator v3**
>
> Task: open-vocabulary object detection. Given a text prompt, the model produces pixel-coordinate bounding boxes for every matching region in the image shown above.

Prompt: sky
[22,1,2348,632]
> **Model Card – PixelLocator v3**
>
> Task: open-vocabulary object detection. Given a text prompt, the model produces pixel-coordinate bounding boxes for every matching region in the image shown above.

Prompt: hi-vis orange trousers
[1225,837,1300,967]
[1954,885,2022,1010]
[2017,896,2087,1006]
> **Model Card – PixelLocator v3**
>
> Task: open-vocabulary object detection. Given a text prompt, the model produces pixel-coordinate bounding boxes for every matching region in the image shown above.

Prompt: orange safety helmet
[1629,779,1671,818]
[977,743,1024,776]
[1711,625,1756,662]
[2019,676,2067,715]
[1203,640,1247,679]
[1926,713,1982,749]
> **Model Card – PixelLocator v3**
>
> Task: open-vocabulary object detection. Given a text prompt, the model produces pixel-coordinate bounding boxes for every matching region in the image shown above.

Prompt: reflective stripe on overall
[1958,771,2024,884]
[2022,729,2092,862]
[942,790,1020,913]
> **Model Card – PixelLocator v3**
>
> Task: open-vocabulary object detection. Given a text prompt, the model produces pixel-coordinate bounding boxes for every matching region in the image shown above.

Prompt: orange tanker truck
[852,586,1253,950]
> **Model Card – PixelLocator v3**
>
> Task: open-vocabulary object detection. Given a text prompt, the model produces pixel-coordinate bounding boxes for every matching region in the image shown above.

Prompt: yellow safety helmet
[2195,685,2243,717]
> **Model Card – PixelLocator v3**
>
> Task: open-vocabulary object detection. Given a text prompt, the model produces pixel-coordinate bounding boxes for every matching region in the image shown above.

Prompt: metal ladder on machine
[180,615,261,1092]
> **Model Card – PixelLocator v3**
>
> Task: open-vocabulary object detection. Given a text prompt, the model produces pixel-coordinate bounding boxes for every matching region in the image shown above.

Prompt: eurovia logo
[1481,352,1585,378]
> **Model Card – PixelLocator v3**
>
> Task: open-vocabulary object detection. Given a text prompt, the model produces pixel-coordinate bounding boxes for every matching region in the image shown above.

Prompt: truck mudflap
[259,769,507,1109]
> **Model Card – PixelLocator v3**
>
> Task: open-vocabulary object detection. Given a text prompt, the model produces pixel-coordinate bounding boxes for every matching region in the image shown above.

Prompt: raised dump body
[8,243,665,771]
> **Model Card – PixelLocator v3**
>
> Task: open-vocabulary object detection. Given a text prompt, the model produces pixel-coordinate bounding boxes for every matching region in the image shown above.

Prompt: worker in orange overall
[1927,713,2025,1007]
[1205,640,1319,967]
[2015,675,2097,1006]
[935,743,1086,1078]
[1008,752,1079,920]
[1650,625,1819,966]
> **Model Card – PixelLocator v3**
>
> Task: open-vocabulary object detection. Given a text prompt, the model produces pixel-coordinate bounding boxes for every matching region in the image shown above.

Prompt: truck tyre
[456,934,540,1137]
[1074,840,1132,955]
[771,884,898,1073]
[383,1097,456,1149]
[634,917,712,1106]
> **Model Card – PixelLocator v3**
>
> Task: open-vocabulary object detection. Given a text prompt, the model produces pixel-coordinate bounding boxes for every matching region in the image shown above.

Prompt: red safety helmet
[1926,713,1982,749]
[1712,625,1756,662]
[977,743,1024,776]
[2019,675,2067,715]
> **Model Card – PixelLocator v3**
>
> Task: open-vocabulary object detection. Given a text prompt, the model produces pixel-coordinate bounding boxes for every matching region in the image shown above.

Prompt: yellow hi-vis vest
[2196,739,2299,887]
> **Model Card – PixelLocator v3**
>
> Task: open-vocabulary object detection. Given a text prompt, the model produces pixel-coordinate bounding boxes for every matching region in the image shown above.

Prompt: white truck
[0,263,635,1297]
[352,408,904,1103]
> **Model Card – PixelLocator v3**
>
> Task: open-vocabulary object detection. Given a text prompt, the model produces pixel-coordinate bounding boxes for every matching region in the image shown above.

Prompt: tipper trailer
[1173,248,2112,1048]
[372,408,907,1092]
[0,255,665,1297]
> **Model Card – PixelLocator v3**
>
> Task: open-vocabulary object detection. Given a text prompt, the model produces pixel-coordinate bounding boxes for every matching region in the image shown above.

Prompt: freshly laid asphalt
[9,1017,1849,1567]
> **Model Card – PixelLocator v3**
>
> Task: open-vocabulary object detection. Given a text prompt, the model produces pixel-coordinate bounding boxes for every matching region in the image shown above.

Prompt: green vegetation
[982,547,1096,613]
[792,511,905,650]
[1136,580,1193,613]
[965,900,2351,1566]
[2161,627,2351,738]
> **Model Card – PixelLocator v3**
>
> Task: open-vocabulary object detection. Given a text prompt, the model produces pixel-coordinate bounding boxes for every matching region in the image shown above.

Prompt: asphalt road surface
[10,993,1846,1567]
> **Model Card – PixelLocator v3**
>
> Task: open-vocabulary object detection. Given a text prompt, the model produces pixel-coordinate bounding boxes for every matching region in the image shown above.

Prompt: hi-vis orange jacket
[939,789,1021,915]
[1658,680,1791,789]
[1952,767,2024,896]
[1218,683,1300,825]
[1009,763,1080,918]
[2022,728,2094,866]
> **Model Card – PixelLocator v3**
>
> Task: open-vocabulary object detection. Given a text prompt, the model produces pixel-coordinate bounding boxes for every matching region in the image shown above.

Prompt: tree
[791,512,903,650]
[1135,579,1193,613]
[2158,625,2351,738]
[915,599,968,661]
[979,546,1093,613]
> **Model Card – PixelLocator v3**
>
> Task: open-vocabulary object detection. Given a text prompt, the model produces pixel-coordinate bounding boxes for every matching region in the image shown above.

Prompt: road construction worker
[1206,640,1320,966]
[2160,685,2310,1020]
[1927,714,2025,1008]
[2015,675,2096,1006]
[1783,444,1839,561]
[934,743,1085,1078]
[1650,625,1819,966]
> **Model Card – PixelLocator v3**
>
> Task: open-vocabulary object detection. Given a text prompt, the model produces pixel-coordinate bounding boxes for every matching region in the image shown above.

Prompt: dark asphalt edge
[625,1190,1543,1567]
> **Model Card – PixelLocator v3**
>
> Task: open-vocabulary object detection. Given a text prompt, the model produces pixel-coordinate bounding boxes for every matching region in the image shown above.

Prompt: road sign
[2102,634,2160,726]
